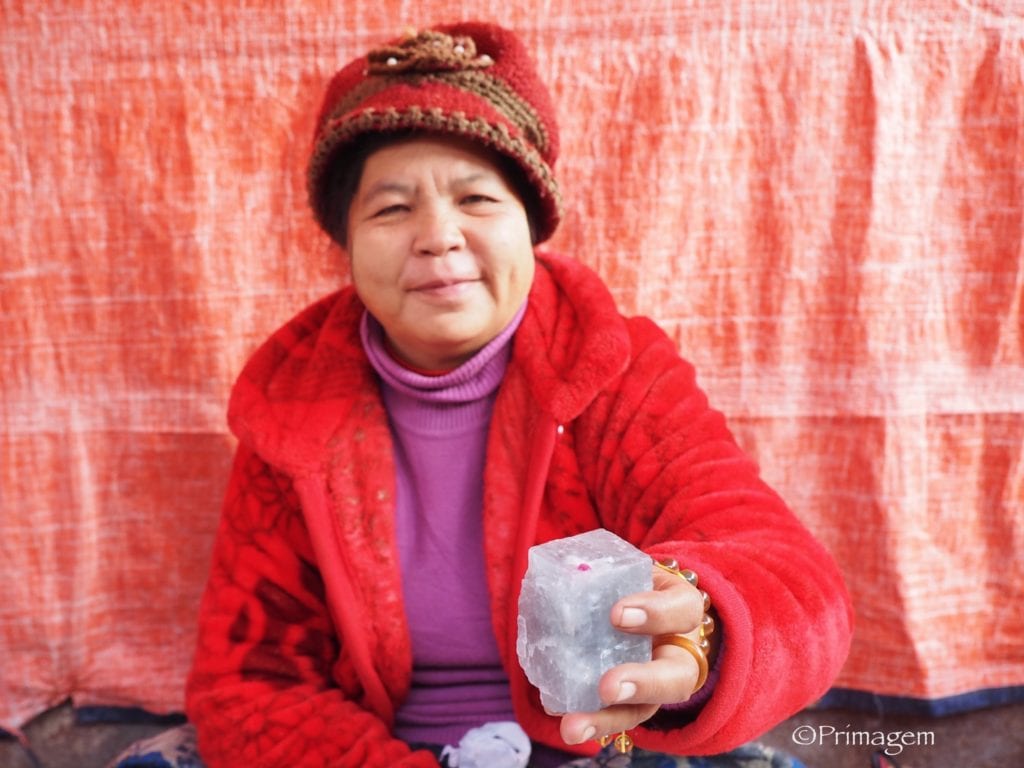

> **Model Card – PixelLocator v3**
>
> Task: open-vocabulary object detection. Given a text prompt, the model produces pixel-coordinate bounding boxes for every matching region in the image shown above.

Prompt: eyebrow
[449,171,494,189]
[357,171,501,205]
[357,180,413,206]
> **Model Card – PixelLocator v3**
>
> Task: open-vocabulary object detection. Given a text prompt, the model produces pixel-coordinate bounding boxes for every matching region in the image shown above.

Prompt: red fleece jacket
[185,251,853,767]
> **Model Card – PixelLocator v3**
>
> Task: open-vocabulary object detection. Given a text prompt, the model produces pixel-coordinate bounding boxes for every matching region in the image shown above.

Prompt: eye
[460,193,499,206]
[372,203,409,218]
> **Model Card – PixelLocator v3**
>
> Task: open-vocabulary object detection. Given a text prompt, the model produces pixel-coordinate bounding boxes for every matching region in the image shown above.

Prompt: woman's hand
[557,563,711,746]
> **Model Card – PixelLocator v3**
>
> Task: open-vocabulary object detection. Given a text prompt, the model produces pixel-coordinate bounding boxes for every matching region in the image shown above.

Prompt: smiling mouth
[410,278,479,295]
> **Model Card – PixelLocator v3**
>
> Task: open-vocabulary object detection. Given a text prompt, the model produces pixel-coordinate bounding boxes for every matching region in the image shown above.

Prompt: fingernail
[619,607,647,627]
[580,725,596,743]
[615,681,637,703]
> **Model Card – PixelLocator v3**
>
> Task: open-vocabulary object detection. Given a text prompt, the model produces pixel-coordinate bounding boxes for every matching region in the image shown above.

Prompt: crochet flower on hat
[367,30,495,75]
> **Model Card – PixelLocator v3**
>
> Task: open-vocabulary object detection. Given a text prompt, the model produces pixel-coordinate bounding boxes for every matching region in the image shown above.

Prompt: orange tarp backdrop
[2,0,1022,732]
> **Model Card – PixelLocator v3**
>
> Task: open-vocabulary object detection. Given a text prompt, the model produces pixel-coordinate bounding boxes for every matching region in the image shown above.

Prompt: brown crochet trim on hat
[323,70,550,157]
[308,106,562,240]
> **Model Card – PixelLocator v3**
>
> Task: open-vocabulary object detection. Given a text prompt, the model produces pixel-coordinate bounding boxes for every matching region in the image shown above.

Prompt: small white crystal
[516,529,653,713]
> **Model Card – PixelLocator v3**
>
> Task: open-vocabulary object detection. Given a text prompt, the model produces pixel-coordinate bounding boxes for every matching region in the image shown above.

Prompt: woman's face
[346,135,535,371]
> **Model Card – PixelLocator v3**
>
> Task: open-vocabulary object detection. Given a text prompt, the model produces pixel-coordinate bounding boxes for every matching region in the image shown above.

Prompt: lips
[409,276,478,292]
[411,276,475,288]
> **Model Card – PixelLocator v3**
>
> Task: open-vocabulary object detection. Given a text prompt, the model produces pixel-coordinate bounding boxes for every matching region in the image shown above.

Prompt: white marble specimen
[516,528,653,713]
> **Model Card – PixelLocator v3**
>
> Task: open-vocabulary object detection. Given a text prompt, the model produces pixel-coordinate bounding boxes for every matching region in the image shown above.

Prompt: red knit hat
[307,22,562,243]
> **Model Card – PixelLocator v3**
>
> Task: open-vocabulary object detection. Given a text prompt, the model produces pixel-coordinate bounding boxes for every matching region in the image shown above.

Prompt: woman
[183,21,853,768]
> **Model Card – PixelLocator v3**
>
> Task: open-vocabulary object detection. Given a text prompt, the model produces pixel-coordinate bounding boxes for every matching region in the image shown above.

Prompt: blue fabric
[560,742,806,768]
[75,706,186,726]
[818,685,1024,717]
[106,724,201,768]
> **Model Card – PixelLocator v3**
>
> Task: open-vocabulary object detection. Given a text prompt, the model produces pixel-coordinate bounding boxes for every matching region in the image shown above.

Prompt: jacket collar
[227,250,632,474]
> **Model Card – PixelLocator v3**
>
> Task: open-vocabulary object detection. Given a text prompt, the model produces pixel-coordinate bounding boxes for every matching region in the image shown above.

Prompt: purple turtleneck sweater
[360,306,526,748]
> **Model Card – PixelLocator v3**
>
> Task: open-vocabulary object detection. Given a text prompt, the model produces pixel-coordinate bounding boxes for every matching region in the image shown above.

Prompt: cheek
[348,240,400,311]
[500,241,536,298]
[511,254,535,297]
[480,224,535,292]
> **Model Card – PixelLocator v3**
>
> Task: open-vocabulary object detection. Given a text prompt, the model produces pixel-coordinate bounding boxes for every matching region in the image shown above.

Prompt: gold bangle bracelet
[655,634,710,693]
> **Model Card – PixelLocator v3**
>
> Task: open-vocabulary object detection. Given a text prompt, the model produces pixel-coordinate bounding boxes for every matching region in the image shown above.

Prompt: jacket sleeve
[185,445,438,768]
[576,316,854,755]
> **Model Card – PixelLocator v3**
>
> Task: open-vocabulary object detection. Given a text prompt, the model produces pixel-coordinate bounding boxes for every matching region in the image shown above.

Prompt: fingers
[600,646,701,705]
[559,703,659,746]
[610,565,704,637]
[558,645,701,745]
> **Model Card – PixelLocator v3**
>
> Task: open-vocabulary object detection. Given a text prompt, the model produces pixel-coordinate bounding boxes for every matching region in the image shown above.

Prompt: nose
[412,202,465,256]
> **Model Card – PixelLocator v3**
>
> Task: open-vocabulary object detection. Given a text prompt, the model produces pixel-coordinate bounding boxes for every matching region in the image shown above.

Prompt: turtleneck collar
[359,304,526,430]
